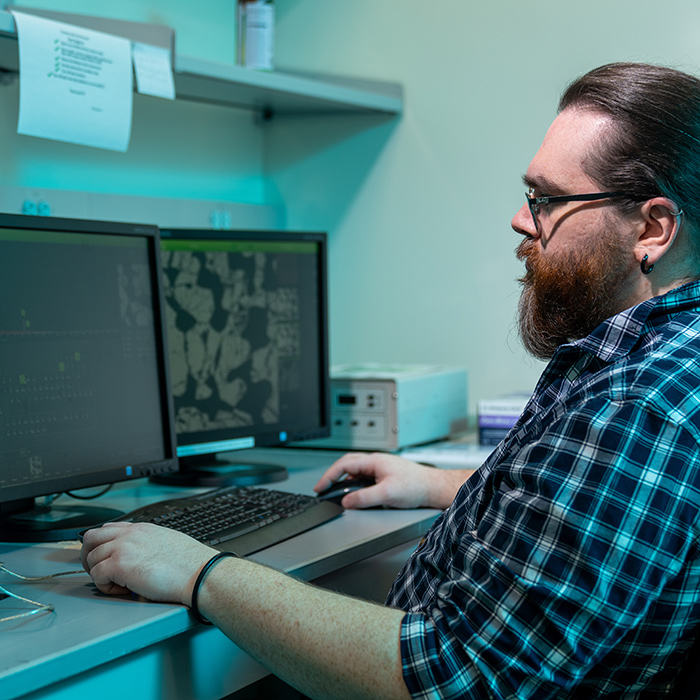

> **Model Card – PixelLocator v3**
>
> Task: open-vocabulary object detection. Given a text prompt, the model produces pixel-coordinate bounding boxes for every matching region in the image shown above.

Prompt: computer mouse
[316,476,376,505]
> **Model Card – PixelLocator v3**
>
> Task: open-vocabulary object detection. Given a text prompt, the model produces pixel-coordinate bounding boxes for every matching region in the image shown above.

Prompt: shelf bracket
[255,106,275,124]
[0,67,16,85]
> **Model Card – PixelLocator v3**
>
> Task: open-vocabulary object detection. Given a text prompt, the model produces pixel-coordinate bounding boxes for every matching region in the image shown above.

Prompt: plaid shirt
[387,281,700,699]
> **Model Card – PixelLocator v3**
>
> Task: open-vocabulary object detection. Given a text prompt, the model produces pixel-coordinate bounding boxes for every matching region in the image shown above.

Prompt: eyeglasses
[525,187,628,233]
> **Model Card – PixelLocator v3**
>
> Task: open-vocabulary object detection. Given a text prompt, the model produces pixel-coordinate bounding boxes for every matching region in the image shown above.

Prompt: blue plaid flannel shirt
[387,281,700,699]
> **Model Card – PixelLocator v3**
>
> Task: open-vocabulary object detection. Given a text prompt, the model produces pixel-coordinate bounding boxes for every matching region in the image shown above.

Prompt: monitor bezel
[159,227,331,458]
[0,212,179,511]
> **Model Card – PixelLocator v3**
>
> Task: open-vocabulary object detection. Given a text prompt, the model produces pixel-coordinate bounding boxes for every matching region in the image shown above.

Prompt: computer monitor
[0,213,178,542]
[154,227,330,487]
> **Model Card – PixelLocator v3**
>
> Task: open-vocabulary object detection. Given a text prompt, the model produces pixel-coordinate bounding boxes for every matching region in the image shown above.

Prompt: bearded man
[82,63,700,699]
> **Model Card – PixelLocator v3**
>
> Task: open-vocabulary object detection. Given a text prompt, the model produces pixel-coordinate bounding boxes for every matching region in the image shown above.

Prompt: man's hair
[559,62,700,247]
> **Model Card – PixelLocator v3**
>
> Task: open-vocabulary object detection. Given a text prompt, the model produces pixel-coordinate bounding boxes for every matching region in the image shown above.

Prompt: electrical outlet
[21,200,52,216]
[209,210,232,230]
[21,199,37,215]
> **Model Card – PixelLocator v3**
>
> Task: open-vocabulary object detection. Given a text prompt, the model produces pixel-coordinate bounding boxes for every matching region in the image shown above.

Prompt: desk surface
[0,449,441,700]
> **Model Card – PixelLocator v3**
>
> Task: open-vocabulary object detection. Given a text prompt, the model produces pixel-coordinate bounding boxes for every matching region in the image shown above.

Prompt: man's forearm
[428,468,474,510]
[198,556,412,700]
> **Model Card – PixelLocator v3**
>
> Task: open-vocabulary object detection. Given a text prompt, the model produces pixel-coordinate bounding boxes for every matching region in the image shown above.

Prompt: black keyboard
[110,486,344,557]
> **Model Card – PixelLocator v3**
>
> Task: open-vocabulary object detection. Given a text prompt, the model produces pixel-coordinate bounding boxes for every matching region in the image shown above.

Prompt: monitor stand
[0,499,123,543]
[150,453,288,488]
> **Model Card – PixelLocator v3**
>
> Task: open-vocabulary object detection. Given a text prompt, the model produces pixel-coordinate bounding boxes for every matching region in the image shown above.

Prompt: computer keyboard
[109,486,345,557]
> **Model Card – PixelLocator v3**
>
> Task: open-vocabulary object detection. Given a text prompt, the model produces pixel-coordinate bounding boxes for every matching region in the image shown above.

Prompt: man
[82,62,700,698]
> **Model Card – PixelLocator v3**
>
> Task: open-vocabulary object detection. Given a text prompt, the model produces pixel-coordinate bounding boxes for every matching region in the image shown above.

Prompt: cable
[65,484,114,500]
[0,562,86,624]
[0,562,85,581]
[0,583,54,623]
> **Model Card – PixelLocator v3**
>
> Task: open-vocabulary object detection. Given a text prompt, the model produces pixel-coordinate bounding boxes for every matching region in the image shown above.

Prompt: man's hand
[81,521,215,605]
[314,452,474,510]
[82,515,411,700]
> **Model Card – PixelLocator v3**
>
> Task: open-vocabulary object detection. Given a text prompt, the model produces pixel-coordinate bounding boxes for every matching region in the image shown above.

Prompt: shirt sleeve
[395,395,700,699]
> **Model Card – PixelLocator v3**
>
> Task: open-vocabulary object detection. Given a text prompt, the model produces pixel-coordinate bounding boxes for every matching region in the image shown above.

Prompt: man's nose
[512,202,538,237]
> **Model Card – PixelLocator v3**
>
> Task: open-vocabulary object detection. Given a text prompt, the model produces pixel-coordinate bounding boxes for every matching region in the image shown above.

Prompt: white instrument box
[308,364,468,451]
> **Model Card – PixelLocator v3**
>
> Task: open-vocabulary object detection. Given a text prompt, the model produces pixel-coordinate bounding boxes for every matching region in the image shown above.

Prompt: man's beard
[516,232,631,360]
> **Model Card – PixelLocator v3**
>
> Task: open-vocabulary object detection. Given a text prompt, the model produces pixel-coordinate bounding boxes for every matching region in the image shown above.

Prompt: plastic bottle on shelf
[237,0,275,71]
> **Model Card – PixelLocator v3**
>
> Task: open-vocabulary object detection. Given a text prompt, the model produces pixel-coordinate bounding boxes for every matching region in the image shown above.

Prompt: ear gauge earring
[640,208,681,275]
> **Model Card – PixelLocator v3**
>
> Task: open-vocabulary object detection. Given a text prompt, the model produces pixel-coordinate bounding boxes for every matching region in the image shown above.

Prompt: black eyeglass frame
[525,187,629,233]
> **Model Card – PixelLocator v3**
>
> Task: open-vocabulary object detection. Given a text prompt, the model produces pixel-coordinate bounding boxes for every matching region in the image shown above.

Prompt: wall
[4,0,700,418]
[269,0,700,416]
[7,0,238,63]
[0,0,267,214]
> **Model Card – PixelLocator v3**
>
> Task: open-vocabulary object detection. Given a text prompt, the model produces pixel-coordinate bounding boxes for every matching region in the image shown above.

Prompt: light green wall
[10,0,237,63]
[1,0,266,204]
[4,0,700,417]
[268,0,700,415]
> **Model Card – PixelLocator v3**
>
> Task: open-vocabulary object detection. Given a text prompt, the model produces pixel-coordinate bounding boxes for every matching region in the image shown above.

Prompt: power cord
[43,484,114,505]
[0,562,85,624]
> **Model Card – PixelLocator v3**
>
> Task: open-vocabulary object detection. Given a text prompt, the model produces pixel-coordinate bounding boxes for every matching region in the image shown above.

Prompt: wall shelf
[0,10,403,118]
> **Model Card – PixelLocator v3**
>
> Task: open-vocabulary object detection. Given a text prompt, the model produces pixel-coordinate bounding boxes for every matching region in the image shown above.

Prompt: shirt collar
[565,279,700,364]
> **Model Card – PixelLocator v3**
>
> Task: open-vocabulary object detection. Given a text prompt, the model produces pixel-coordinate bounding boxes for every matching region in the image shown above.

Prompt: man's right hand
[81,521,215,605]
[314,452,474,510]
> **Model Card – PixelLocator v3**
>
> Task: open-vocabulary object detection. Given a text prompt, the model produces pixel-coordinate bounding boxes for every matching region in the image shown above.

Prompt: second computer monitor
[157,228,330,486]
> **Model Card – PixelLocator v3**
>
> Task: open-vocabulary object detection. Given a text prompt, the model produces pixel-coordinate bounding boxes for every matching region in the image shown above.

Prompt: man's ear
[635,197,683,270]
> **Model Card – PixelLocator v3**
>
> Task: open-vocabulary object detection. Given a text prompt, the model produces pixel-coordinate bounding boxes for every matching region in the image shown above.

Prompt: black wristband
[190,552,237,625]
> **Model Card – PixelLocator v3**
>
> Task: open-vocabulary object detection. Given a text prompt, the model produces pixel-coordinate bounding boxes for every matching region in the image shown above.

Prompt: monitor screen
[0,214,177,541]
[156,228,330,486]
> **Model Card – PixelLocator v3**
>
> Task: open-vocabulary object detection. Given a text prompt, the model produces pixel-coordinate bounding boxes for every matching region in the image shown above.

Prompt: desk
[0,449,441,700]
